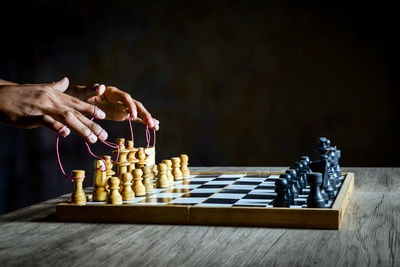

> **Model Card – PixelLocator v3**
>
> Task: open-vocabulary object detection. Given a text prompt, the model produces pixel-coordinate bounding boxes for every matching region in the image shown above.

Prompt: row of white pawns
[69,138,190,205]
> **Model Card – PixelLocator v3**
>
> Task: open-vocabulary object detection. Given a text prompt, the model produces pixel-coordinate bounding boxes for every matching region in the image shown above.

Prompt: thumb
[50,77,69,92]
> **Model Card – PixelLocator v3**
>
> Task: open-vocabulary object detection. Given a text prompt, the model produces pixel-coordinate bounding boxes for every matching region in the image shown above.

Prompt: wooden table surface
[0,167,399,266]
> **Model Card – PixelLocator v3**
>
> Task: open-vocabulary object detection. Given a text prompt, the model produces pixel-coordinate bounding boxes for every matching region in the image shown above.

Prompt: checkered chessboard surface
[88,174,345,208]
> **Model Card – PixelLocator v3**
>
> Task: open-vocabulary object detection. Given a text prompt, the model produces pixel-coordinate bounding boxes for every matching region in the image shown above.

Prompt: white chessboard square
[204,180,233,185]
[226,184,259,190]
[210,193,246,199]
[218,174,245,178]
[189,188,222,193]
[151,188,165,193]
[259,181,275,186]
[195,203,233,207]
[87,201,107,205]
[235,199,271,205]
[268,175,281,179]
[248,189,275,195]
[238,177,268,182]
[169,197,207,204]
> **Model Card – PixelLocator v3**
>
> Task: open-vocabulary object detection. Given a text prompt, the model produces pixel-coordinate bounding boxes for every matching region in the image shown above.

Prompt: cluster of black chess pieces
[273,137,342,208]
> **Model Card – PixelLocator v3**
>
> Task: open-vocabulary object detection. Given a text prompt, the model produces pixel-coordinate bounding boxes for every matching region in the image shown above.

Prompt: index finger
[133,99,155,129]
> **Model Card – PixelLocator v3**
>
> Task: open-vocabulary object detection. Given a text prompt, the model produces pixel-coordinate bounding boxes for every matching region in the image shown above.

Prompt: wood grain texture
[0,167,399,266]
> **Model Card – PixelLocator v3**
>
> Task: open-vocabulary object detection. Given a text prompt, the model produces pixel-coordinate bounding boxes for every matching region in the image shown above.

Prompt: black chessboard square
[203,198,238,204]
[232,181,262,186]
[220,189,252,194]
[198,184,227,189]
[180,193,215,198]
[254,185,275,190]
[188,181,210,185]
[213,177,240,181]
[242,194,275,200]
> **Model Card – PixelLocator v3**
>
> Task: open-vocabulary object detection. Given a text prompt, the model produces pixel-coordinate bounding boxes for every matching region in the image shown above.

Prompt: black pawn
[294,162,306,189]
[273,178,290,207]
[289,167,301,193]
[301,156,312,173]
[285,170,298,199]
[300,159,310,186]
[306,172,325,208]
[280,174,293,205]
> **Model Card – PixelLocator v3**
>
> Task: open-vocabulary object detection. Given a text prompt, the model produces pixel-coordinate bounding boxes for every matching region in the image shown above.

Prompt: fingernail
[99,84,105,95]
[97,109,106,119]
[133,110,138,119]
[89,134,97,143]
[61,127,70,137]
[149,119,154,127]
[99,130,108,140]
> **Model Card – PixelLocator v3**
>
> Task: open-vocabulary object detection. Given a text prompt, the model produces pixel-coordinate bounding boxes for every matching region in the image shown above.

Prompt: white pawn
[171,157,183,181]
[180,154,190,178]
[92,160,108,202]
[133,168,146,196]
[156,163,169,188]
[120,172,135,201]
[142,166,154,193]
[108,177,123,204]
[162,159,174,186]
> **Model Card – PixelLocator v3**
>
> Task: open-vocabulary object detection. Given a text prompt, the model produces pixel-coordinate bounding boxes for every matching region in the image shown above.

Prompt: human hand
[0,77,108,143]
[64,83,159,131]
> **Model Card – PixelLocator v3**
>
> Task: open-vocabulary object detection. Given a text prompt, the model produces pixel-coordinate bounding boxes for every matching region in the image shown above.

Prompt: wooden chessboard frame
[56,171,354,229]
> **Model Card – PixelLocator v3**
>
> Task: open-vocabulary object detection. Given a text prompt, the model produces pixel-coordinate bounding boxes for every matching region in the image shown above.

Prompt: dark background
[0,0,399,214]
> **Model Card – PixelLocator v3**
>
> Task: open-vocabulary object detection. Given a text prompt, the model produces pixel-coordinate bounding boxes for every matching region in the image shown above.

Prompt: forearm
[0,79,18,85]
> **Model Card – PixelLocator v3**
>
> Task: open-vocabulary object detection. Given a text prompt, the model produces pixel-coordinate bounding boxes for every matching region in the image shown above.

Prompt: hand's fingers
[59,92,106,119]
[53,108,100,143]
[117,89,138,120]
[133,99,154,128]
[41,115,71,136]
[50,77,69,93]
[74,111,108,141]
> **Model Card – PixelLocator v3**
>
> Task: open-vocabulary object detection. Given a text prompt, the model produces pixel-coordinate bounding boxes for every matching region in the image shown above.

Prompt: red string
[128,117,134,144]
[153,129,156,147]
[145,126,151,148]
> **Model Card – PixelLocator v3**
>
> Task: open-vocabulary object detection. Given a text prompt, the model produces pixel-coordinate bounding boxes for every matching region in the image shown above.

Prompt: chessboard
[56,170,354,229]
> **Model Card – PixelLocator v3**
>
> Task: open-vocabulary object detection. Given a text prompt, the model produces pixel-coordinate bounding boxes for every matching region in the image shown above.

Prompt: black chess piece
[280,174,294,205]
[288,168,301,193]
[273,178,290,207]
[316,137,332,161]
[294,161,306,189]
[309,159,329,203]
[327,149,338,192]
[300,156,312,173]
[306,172,325,208]
[285,170,298,199]
[334,149,342,177]
[300,159,310,186]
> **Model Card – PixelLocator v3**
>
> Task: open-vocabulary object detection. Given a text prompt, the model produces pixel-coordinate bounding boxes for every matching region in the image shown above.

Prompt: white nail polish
[99,84,105,94]
[99,131,108,140]
[89,134,97,143]
[133,110,138,119]
[97,109,106,119]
